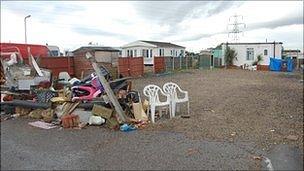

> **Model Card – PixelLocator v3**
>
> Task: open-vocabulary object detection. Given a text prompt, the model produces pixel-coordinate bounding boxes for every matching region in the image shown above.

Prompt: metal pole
[172,56,174,71]
[186,52,188,69]
[24,15,31,43]
[179,53,182,69]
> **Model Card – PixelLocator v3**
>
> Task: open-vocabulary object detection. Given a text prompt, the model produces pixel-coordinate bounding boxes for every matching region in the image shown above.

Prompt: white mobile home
[121,40,186,65]
[220,42,283,67]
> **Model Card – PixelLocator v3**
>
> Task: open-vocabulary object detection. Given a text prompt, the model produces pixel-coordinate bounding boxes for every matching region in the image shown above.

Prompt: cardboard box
[91,104,113,119]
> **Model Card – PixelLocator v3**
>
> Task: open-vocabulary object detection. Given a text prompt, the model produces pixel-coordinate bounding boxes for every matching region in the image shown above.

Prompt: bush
[224,45,238,66]
[252,54,263,66]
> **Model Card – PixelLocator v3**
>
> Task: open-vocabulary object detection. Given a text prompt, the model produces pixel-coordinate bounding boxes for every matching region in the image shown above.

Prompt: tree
[224,45,238,67]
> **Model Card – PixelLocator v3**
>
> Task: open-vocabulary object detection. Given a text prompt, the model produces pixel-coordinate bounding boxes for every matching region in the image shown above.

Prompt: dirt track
[133,69,304,151]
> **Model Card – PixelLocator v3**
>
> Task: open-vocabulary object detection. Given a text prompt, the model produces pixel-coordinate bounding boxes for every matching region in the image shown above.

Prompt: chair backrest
[58,72,71,82]
[143,84,163,103]
[163,82,179,98]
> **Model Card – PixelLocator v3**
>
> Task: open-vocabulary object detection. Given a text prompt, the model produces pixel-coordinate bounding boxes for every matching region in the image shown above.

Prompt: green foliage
[224,45,238,66]
[252,54,263,65]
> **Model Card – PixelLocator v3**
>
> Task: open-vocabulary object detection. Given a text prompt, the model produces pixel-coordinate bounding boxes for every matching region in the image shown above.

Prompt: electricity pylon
[227,14,246,42]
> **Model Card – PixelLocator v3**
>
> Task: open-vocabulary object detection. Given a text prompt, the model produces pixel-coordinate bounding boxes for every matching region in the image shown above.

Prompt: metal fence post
[172,56,175,71]
[186,55,188,70]
[180,55,182,69]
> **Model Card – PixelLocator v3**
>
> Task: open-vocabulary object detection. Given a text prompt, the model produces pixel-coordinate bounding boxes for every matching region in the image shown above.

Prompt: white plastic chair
[163,82,189,117]
[58,72,71,85]
[143,84,171,123]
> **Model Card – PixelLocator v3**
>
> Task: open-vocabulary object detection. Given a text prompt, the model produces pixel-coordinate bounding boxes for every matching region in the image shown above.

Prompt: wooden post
[85,52,127,122]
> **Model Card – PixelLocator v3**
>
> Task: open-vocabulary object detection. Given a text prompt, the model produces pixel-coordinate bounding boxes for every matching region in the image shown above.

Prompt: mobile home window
[134,50,137,57]
[142,49,145,57]
[142,49,149,57]
[246,48,254,60]
[130,50,133,57]
[127,50,129,57]
[159,49,164,56]
[150,49,152,58]
[264,49,268,56]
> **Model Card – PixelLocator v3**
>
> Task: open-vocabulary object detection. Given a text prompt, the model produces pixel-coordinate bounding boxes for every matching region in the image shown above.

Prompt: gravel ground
[1,68,303,170]
[1,119,262,170]
[133,69,303,151]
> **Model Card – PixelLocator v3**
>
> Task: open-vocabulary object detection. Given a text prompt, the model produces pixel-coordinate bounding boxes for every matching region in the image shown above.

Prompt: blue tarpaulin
[287,58,293,72]
[269,57,294,72]
[269,57,282,71]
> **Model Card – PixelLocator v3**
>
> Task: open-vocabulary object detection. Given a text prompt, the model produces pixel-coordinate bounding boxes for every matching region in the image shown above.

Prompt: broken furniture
[163,82,189,117]
[1,52,51,90]
[143,84,171,123]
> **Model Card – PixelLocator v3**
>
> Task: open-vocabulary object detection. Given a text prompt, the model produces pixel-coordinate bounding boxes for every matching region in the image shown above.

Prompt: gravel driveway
[1,69,303,170]
[133,69,303,151]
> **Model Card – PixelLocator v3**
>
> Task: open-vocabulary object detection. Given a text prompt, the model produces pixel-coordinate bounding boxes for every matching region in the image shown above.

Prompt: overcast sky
[1,1,303,52]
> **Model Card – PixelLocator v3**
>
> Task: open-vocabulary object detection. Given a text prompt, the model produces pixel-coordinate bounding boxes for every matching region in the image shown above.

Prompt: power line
[227,14,246,42]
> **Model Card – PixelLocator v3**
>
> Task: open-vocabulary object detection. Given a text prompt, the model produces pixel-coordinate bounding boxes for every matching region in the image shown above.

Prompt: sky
[1,1,303,53]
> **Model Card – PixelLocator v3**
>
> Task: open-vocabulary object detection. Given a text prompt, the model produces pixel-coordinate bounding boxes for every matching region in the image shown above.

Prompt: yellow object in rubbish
[50,97,69,103]
[133,102,148,121]
[142,99,149,112]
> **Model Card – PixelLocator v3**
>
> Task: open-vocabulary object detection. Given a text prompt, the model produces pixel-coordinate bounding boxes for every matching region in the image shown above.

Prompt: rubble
[0,52,152,132]
[1,51,190,132]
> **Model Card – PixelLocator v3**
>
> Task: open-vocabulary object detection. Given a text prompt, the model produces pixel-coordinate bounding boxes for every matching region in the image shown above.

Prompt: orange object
[61,114,80,128]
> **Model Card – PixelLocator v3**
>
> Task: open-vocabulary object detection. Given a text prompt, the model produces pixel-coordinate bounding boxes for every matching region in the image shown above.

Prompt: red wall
[23,56,75,77]
[153,56,165,74]
[118,57,144,77]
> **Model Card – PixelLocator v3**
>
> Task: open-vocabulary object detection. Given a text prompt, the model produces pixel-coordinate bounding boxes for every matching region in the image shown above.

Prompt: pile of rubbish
[1,52,149,132]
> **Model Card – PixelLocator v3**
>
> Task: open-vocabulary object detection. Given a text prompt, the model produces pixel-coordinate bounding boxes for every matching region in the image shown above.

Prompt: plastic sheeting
[269,58,282,71]
[287,58,293,72]
[269,57,294,72]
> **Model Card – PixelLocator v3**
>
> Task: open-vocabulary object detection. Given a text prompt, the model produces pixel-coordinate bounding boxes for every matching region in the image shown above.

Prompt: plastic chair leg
[187,101,190,115]
[158,108,162,118]
[171,102,176,118]
[168,104,172,118]
[176,104,180,113]
[151,105,156,123]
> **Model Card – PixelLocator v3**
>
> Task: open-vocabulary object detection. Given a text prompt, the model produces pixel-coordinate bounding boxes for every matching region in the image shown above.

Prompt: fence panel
[198,54,211,69]
[118,57,130,77]
[118,57,144,77]
[153,56,165,74]
[129,57,144,77]
[164,56,195,71]
[23,56,75,77]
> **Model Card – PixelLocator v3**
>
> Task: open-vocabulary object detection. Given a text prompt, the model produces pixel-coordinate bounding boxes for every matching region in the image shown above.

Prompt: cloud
[205,1,244,17]
[1,1,303,52]
[133,1,242,26]
[175,12,303,42]
[143,1,243,40]
[248,15,303,30]
[2,1,85,23]
[72,26,134,41]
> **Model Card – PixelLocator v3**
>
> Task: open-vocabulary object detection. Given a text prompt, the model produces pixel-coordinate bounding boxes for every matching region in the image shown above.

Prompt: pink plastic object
[71,86,101,101]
